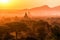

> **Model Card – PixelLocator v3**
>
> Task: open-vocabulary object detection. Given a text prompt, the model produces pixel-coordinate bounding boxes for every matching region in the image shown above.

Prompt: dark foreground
[0,17,60,40]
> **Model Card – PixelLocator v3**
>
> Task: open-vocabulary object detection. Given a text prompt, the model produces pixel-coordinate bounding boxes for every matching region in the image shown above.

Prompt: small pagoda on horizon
[21,11,31,21]
[24,12,29,19]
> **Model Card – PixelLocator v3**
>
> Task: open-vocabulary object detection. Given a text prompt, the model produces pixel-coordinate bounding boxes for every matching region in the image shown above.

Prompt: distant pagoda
[24,12,29,19]
[21,11,31,21]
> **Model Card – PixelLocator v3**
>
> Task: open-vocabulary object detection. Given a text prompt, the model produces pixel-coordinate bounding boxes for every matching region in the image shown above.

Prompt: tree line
[0,19,60,40]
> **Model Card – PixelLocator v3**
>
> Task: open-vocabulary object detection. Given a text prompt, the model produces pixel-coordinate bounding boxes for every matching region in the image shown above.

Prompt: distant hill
[29,5,60,17]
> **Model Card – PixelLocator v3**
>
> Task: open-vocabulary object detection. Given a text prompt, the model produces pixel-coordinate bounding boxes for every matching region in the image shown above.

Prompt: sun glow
[0,0,10,4]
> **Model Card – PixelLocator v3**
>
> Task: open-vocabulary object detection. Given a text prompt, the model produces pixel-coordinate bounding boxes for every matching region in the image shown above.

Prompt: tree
[32,20,51,40]
[5,22,30,40]
[0,25,10,40]
[51,25,60,40]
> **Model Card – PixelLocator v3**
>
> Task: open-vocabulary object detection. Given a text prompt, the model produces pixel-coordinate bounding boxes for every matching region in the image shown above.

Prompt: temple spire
[24,12,28,18]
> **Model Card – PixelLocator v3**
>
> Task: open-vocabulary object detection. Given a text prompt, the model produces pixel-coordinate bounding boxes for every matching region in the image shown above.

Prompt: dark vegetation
[0,17,60,40]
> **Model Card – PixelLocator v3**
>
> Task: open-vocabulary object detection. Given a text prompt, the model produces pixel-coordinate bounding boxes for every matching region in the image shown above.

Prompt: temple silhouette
[24,12,29,19]
[22,11,31,21]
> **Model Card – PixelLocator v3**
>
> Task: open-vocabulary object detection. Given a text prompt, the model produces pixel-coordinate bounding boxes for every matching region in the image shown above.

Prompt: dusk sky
[0,0,60,9]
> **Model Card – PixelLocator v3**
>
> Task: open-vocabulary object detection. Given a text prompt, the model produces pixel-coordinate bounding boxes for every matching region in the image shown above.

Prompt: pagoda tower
[24,12,29,19]
[22,11,31,21]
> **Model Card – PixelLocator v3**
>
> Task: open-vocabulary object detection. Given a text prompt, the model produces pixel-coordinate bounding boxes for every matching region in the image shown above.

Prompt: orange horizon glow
[0,0,60,17]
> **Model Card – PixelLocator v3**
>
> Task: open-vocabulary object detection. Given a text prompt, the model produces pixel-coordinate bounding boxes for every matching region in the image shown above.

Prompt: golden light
[0,0,9,4]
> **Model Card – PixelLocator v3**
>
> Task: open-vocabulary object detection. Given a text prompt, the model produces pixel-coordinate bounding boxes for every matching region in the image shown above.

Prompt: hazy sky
[0,0,60,9]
